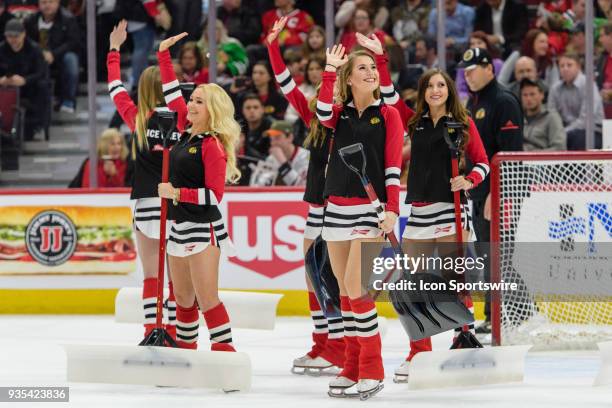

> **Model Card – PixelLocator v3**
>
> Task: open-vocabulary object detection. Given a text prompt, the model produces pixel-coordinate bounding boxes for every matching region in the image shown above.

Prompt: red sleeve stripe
[379,84,400,105]
[384,167,401,187]
[108,80,128,99]
[316,100,333,121]
[472,163,490,180]
[162,79,182,104]
[275,69,297,95]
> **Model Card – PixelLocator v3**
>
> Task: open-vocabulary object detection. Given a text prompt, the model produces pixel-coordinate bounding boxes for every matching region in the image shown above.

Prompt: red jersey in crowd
[261,8,314,47]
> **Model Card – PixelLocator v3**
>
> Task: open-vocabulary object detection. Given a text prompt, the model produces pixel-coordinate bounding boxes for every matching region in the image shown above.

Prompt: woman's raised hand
[159,32,189,52]
[325,44,348,72]
[356,33,384,55]
[109,20,128,50]
[266,16,288,45]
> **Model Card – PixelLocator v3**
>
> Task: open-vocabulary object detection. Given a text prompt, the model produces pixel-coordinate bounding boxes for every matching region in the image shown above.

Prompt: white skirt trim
[304,205,324,240]
[167,219,236,257]
[402,202,474,241]
[322,202,383,241]
[133,197,171,239]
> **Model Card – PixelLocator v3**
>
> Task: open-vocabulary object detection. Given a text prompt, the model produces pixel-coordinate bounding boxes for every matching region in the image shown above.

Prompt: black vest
[324,104,387,203]
[130,108,182,199]
[303,128,332,205]
[167,133,222,224]
[406,115,467,204]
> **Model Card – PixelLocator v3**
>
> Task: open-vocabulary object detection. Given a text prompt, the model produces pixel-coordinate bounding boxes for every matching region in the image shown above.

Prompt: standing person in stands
[107,20,178,342]
[316,44,403,399]
[157,33,241,352]
[260,0,314,48]
[267,17,345,374]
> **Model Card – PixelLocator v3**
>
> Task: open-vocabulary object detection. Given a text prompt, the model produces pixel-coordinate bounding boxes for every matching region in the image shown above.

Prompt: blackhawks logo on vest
[188,147,197,154]
[370,117,381,125]
[475,108,486,120]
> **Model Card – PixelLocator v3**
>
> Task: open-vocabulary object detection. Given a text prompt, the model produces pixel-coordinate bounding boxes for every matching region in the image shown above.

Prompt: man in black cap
[0,18,49,140]
[460,47,523,334]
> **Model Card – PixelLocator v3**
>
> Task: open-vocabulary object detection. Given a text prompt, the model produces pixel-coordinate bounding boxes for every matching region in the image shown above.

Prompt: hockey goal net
[491,151,612,349]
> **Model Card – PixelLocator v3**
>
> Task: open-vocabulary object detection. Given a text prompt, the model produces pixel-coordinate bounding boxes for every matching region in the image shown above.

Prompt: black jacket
[24,7,80,61]
[0,38,48,87]
[596,51,609,90]
[114,0,155,25]
[217,5,261,47]
[473,0,528,57]
[466,79,523,200]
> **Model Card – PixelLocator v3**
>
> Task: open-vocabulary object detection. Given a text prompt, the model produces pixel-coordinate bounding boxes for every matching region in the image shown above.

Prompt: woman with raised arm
[266,16,346,375]
[316,44,403,400]
[156,33,241,352]
[107,20,179,342]
[398,68,489,382]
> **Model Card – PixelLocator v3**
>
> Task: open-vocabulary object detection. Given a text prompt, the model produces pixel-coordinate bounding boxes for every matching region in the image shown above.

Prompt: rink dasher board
[594,341,612,386]
[64,344,251,391]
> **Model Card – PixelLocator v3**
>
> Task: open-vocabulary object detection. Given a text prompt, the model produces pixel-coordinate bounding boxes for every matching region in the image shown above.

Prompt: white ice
[1,315,611,408]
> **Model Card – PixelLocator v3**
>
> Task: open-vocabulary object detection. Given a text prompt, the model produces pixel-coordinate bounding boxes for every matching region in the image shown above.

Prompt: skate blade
[292,365,339,377]
[359,383,384,400]
[393,374,408,384]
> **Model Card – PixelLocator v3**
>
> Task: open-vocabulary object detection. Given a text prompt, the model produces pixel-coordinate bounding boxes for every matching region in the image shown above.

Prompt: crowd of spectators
[0,0,611,184]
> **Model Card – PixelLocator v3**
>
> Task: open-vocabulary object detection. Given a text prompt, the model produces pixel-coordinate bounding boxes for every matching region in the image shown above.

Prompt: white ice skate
[357,379,384,400]
[393,360,410,383]
[291,355,339,376]
[328,376,358,398]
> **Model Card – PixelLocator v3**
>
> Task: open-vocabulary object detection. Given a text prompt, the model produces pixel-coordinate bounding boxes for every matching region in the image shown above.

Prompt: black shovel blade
[389,273,474,341]
[304,236,341,319]
[338,143,367,176]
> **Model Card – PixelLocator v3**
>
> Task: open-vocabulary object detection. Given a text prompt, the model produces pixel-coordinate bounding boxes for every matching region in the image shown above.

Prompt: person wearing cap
[461,46,523,334]
[24,0,81,114]
[521,78,566,151]
[250,120,310,186]
[0,17,49,141]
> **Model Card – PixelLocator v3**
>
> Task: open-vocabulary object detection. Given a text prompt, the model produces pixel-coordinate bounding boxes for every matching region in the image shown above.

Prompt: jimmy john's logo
[25,210,77,267]
[370,117,381,125]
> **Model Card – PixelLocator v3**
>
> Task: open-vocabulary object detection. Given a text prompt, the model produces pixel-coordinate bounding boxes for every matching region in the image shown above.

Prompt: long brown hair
[134,66,164,159]
[407,69,471,170]
[336,50,381,105]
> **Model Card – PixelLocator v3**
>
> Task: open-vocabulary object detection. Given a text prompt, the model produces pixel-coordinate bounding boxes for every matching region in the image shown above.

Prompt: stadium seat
[0,86,25,171]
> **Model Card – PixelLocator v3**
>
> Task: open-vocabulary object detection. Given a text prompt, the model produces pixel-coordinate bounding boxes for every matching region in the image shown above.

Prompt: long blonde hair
[135,66,165,159]
[336,50,380,105]
[303,87,327,149]
[97,128,129,160]
[194,83,241,183]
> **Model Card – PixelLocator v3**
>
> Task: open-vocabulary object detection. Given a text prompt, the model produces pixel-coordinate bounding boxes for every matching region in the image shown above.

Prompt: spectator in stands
[178,41,208,84]
[597,22,612,110]
[95,0,119,82]
[73,128,130,188]
[455,32,504,101]
[473,0,529,58]
[198,18,248,83]
[566,22,586,59]
[24,0,80,114]
[241,93,272,159]
[427,0,474,51]
[390,0,430,52]
[566,0,585,25]
[507,56,548,99]
[548,52,604,149]
[218,0,261,47]
[500,28,560,92]
[597,0,612,19]
[339,6,393,52]
[4,0,37,19]
[230,60,288,120]
[250,120,309,186]
[0,18,49,141]
[260,0,314,47]
[335,0,389,36]
[0,1,15,35]
[114,1,167,89]
[521,79,566,151]
[164,0,202,56]
[285,56,324,122]
[283,48,304,86]
[301,25,325,61]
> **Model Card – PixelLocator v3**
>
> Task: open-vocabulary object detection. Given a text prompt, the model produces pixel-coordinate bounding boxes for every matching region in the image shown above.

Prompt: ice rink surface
[1,315,611,408]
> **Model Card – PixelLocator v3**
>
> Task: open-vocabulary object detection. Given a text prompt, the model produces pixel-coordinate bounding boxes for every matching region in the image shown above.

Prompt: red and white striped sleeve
[375,53,415,128]
[315,71,340,129]
[179,137,227,205]
[381,105,403,215]
[267,39,313,125]
[107,51,137,132]
[464,118,490,187]
[157,49,188,132]
[141,0,159,18]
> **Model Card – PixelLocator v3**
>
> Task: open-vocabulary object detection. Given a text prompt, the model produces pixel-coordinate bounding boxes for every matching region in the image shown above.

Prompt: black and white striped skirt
[167,218,235,257]
[133,198,171,239]
[321,202,383,241]
[402,202,474,240]
[304,205,324,240]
